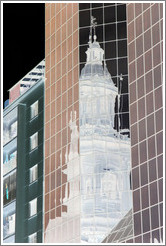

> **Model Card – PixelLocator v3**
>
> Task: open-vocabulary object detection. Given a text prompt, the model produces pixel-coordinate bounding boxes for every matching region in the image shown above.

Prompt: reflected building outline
[79,16,132,243]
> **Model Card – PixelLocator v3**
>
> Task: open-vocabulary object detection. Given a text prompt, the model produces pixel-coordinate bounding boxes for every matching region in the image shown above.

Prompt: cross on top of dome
[91,16,97,36]
[89,16,98,44]
[86,16,104,65]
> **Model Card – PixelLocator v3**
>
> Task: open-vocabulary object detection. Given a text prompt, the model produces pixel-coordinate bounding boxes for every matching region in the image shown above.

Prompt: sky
[3,3,45,103]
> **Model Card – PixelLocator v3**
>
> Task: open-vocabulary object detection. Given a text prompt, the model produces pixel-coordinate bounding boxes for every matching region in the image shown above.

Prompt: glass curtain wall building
[44,3,80,242]
[79,4,131,243]
[99,2,164,244]
[127,3,163,243]
[3,61,45,243]
[44,3,132,243]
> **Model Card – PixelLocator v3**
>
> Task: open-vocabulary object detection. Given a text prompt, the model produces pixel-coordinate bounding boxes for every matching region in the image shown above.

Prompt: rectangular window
[28,232,37,243]
[3,201,16,239]
[30,101,38,119]
[30,132,38,151]
[3,150,17,176]
[29,165,38,184]
[3,107,18,146]
[3,171,16,206]
[29,198,37,217]
[9,121,17,140]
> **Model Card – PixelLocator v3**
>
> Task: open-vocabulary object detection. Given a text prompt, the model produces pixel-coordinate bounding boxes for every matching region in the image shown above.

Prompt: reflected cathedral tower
[79,17,132,243]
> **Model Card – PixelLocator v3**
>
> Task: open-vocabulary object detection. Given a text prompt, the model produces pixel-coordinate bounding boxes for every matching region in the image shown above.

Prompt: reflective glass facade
[127,3,163,243]
[79,4,132,243]
[45,3,80,243]
[44,3,132,243]
[102,209,133,243]
[79,43,132,242]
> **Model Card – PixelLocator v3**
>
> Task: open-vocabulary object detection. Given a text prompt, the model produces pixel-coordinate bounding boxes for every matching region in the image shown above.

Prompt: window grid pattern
[45,3,133,243]
[45,3,80,243]
[79,3,130,134]
[79,3,132,243]
[3,108,18,242]
[127,3,163,243]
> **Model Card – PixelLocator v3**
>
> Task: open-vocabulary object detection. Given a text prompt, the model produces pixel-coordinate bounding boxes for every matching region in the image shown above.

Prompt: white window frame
[28,232,37,243]
[30,132,38,151]
[29,164,38,184]
[8,213,16,235]
[29,198,37,217]
[30,101,38,120]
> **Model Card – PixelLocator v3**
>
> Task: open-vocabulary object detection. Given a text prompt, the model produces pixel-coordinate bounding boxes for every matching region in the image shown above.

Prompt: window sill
[28,214,37,220]
[29,179,38,186]
[30,115,38,123]
[29,146,38,154]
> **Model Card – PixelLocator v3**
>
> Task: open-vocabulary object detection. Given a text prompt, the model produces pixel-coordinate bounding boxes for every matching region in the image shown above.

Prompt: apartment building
[3,61,45,243]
